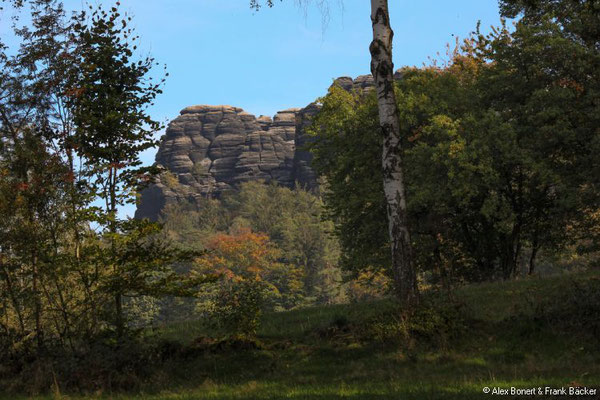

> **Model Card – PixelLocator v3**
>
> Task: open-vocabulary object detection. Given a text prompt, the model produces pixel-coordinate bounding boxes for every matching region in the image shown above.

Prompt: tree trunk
[31,252,44,351]
[528,233,539,276]
[109,165,124,338]
[2,265,26,335]
[369,0,417,305]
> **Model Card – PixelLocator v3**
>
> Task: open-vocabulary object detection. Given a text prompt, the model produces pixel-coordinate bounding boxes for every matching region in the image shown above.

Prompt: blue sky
[1,0,502,217]
[118,0,501,120]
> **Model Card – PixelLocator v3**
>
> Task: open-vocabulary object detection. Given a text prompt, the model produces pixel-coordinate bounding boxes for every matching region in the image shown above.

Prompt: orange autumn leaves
[194,229,281,283]
[193,228,305,311]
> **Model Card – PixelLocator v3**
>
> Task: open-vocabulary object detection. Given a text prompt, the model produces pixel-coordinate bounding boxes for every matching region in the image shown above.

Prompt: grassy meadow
[6,269,599,400]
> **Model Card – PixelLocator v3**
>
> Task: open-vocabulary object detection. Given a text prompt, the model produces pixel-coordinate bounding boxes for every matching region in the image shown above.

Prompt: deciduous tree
[67,2,167,336]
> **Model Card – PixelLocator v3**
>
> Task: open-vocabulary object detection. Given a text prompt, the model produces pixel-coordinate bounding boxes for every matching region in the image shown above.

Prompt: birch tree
[251,0,418,304]
[368,0,416,304]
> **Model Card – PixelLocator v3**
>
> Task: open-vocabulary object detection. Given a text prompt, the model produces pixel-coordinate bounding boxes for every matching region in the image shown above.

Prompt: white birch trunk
[369,0,417,304]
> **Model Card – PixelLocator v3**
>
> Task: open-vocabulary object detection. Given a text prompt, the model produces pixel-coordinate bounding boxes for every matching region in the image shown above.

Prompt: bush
[209,279,267,339]
[363,297,468,350]
[346,268,391,303]
[533,279,600,340]
[0,335,156,395]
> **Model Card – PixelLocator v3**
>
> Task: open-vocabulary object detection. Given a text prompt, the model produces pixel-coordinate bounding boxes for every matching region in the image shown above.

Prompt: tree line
[308,0,599,288]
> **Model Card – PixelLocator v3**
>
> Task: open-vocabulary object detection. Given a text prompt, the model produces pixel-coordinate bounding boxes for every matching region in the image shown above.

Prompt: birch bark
[369,0,417,304]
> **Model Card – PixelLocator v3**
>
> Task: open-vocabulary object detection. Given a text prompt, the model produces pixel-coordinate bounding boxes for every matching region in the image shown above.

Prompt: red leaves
[556,78,584,94]
[109,162,127,170]
[65,171,75,183]
[64,87,86,98]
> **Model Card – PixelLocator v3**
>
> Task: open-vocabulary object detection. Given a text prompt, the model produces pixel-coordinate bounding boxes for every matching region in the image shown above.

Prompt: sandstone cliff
[135,73,392,221]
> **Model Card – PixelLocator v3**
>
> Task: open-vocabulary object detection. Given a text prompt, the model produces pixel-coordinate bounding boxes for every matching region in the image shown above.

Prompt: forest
[0,0,599,399]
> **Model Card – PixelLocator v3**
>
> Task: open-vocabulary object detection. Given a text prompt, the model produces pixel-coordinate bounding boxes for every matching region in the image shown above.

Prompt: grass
[6,269,600,399]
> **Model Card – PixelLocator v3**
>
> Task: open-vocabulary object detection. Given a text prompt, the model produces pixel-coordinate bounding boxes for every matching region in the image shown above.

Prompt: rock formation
[135,74,392,221]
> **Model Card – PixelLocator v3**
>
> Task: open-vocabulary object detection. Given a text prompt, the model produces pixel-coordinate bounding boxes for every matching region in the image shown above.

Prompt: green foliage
[209,279,267,339]
[161,181,346,309]
[364,298,467,351]
[103,219,208,299]
[160,197,229,251]
[467,17,600,276]
[161,171,181,190]
[499,0,600,51]
[69,3,165,176]
[7,270,597,399]
[65,2,174,336]
[308,87,390,276]
[346,268,391,303]
[531,279,600,340]
[2,0,599,396]
[0,1,204,386]
[309,15,600,284]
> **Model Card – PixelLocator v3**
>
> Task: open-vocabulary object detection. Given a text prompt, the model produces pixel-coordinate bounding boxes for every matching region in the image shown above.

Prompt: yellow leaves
[429,115,459,134]
[447,54,484,82]
[448,139,466,158]
[347,268,390,302]
[424,115,466,160]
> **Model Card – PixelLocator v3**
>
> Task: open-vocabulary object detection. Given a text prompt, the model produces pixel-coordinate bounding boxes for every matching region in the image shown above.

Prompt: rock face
[135,74,383,221]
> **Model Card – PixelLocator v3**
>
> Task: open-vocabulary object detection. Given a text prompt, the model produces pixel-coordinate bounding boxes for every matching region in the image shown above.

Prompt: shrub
[346,268,391,303]
[362,297,467,350]
[209,278,267,339]
[533,279,600,340]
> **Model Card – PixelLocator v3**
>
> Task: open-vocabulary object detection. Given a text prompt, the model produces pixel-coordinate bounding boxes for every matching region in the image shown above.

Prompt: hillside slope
[12,270,600,400]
